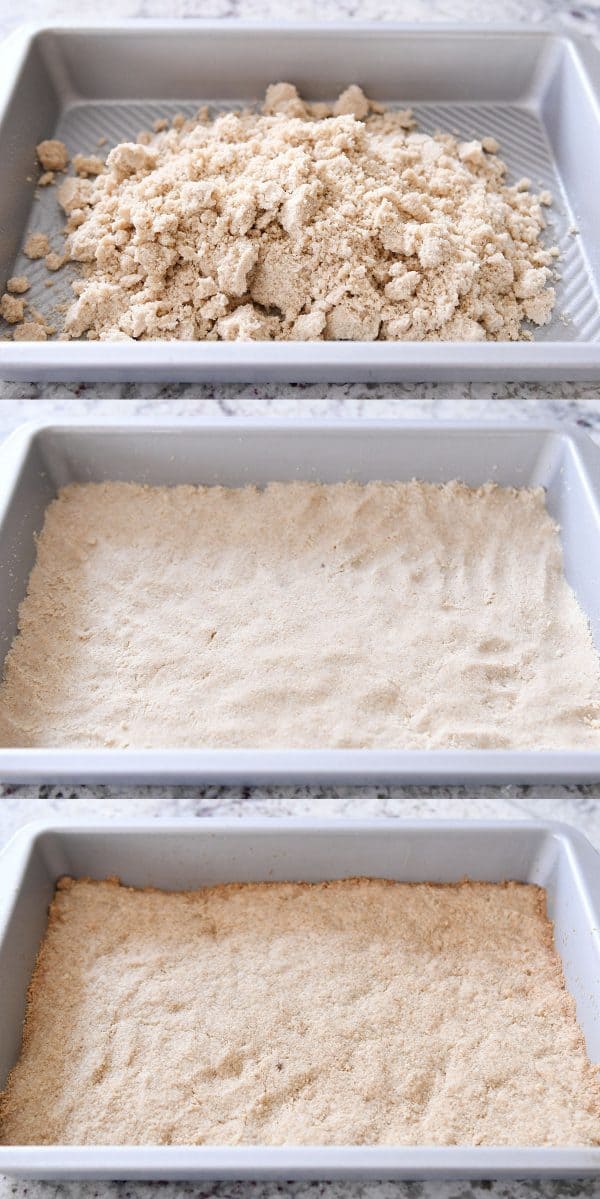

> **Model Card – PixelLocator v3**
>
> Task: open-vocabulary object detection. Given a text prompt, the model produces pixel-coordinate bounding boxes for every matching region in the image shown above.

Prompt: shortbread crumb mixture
[0,479,598,750]
[1,877,599,1146]
[49,83,555,342]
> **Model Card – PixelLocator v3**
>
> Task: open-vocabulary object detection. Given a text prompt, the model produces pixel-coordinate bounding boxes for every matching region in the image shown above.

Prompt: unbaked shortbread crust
[2,83,557,344]
[1,876,599,1146]
[0,479,598,750]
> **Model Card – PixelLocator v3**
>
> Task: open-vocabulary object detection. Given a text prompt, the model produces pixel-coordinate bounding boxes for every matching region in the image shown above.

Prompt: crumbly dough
[35,139,69,173]
[6,276,30,294]
[72,153,105,177]
[1,876,599,1146]
[56,83,556,342]
[23,232,50,260]
[0,479,598,751]
[0,294,24,324]
[44,252,64,272]
[11,321,47,341]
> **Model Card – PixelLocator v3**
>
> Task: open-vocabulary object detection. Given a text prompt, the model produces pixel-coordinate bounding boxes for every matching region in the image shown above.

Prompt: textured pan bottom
[5,98,600,342]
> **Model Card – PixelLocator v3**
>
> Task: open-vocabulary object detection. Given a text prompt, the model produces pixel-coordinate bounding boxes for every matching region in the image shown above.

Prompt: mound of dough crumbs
[50,83,555,342]
[1,876,599,1146]
[0,479,598,751]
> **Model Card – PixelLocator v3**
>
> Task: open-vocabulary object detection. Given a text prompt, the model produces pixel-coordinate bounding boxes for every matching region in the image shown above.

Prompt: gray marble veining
[1,396,600,428]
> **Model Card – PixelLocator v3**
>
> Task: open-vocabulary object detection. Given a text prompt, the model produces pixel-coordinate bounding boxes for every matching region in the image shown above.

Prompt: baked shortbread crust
[1,876,599,1146]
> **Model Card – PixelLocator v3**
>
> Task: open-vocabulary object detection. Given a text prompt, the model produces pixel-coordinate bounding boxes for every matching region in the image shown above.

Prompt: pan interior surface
[7,96,599,344]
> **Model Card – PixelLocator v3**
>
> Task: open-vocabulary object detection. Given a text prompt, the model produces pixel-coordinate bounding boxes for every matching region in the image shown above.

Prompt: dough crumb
[45,252,65,272]
[57,175,93,215]
[6,276,30,294]
[0,294,24,324]
[332,83,371,120]
[36,139,69,172]
[24,233,50,260]
[72,153,105,177]
[12,321,47,341]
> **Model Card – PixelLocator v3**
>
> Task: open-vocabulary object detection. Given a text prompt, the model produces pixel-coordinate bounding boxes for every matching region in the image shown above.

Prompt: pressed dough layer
[0,479,599,750]
[1,876,599,1146]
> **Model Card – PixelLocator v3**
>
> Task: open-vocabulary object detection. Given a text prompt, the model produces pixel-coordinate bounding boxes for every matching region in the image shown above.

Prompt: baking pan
[0,417,599,785]
[0,816,599,1179]
[1,21,600,381]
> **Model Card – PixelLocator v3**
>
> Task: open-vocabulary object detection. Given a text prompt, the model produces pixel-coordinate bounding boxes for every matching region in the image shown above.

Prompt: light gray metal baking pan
[1,20,600,381]
[0,816,598,1179]
[0,417,599,785]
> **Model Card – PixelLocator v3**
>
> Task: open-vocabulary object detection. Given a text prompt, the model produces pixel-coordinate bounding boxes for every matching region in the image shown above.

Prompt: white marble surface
[1,395,600,1199]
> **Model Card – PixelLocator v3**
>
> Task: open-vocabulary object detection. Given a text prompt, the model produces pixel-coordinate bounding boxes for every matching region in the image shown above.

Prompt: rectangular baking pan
[1,20,600,382]
[0,417,599,785]
[0,816,599,1179]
